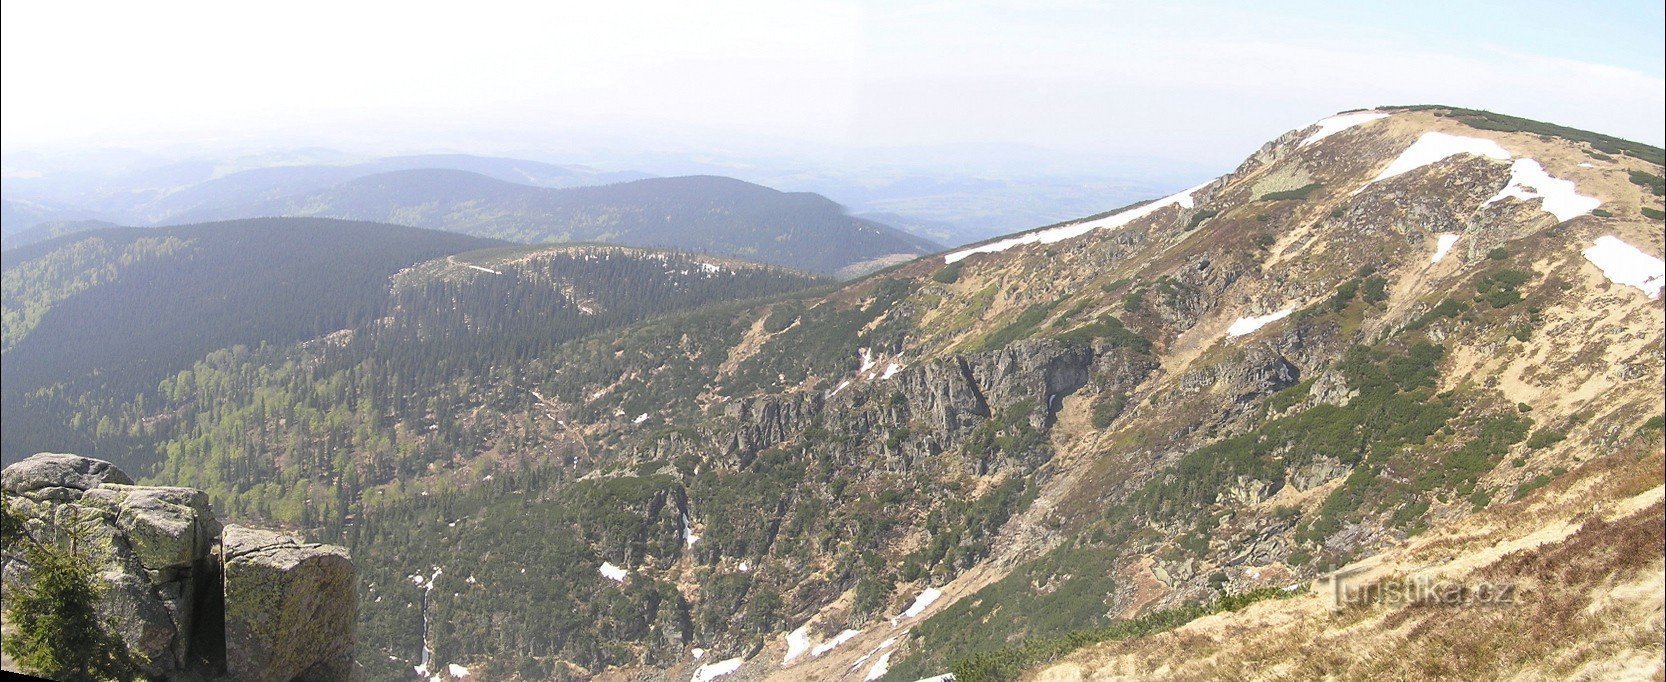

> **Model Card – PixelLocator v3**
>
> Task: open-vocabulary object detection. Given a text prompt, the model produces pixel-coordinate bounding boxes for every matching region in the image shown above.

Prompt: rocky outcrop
[1,453,357,681]
[1,451,133,501]
[223,526,357,682]
[966,339,1095,426]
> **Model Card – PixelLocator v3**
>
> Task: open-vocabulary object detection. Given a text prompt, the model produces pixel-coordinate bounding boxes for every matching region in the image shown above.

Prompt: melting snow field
[1582,236,1666,299]
[1483,158,1602,222]
[464,264,502,275]
[447,663,470,678]
[599,562,628,582]
[810,629,862,657]
[782,625,812,665]
[1364,132,1510,188]
[1361,133,1602,224]
[881,362,905,380]
[1431,234,1461,264]
[865,651,894,681]
[1300,111,1389,147]
[851,638,897,670]
[898,588,942,620]
[692,657,744,682]
[943,182,1210,264]
[1226,308,1295,338]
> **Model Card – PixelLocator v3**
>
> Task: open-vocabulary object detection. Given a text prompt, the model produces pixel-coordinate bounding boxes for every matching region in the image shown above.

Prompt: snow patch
[464,264,502,275]
[851,638,897,671]
[1300,111,1389,147]
[944,181,1211,263]
[914,675,956,682]
[692,648,705,660]
[899,588,942,620]
[1431,234,1461,264]
[859,348,876,373]
[829,380,852,397]
[1226,308,1295,338]
[1363,132,1510,189]
[739,561,750,572]
[447,663,470,678]
[692,657,744,682]
[865,651,894,681]
[599,562,628,582]
[881,362,905,380]
[1482,158,1601,222]
[783,625,812,665]
[633,413,649,424]
[1582,236,1665,299]
[1578,162,1595,168]
[811,629,862,657]
[683,513,700,547]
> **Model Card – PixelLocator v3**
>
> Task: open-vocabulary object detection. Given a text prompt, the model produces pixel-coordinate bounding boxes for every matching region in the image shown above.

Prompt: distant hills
[175,171,941,276]
[3,154,940,276]
[0,154,651,236]
[134,154,655,226]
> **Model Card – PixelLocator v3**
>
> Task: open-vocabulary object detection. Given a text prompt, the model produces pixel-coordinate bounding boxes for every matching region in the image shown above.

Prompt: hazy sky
[3,0,1662,170]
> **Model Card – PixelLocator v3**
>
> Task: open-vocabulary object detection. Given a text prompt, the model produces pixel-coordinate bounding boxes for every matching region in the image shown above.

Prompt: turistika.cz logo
[1325,565,1517,610]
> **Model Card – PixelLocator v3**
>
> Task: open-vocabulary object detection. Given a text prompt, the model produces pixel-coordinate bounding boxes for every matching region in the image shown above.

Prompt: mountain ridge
[2,106,1661,680]
[175,170,941,276]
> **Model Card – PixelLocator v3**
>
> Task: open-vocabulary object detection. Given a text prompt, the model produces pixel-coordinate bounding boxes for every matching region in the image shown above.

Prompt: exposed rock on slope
[34,106,1661,680]
[1,453,358,680]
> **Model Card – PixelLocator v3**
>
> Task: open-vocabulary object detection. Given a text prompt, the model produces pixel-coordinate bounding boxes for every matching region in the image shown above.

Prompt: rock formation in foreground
[1,452,358,681]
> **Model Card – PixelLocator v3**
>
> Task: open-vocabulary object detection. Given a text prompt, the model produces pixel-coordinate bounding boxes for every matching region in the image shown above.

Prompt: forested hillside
[178,171,940,276]
[1,218,500,466]
[5,108,1662,681]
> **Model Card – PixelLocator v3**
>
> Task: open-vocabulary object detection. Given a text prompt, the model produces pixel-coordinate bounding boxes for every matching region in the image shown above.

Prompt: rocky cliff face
[1,453,358,681]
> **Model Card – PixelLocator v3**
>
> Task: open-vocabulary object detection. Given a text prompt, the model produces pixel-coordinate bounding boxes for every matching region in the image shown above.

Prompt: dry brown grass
[1027,440,1665,682]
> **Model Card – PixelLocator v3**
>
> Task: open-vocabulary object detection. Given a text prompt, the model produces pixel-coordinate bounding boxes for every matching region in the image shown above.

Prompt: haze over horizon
[3,0,1662,176]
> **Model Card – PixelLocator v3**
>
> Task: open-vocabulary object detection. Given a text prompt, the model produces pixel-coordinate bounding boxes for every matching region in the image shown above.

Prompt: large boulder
[222,525,357,682]
[1,452,133,502]
[82,485,222,577]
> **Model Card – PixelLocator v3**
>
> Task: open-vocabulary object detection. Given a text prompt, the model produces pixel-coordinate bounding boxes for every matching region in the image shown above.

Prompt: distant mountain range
[0,154,651,234]
[3,155,939,276]
[172,171,939,276]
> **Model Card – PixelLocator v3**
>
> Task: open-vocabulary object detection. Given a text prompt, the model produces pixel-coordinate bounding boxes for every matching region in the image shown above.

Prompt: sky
[2,0,1662,172]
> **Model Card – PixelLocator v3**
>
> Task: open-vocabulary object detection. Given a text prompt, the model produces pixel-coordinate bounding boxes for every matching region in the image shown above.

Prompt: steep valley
[3,106,1663,681]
